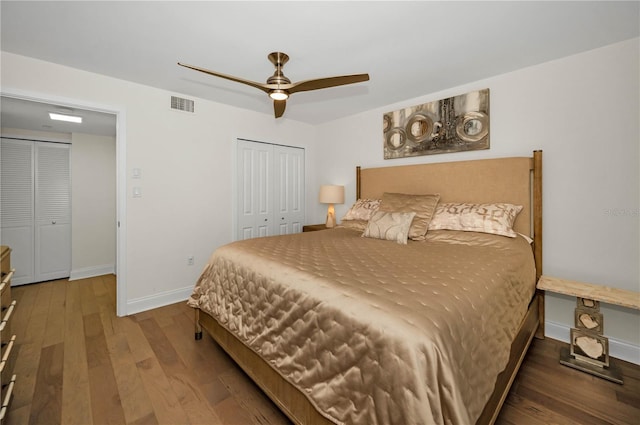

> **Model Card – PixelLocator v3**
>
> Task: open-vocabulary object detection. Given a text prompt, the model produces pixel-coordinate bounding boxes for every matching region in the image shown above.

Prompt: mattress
[188,227,536,425]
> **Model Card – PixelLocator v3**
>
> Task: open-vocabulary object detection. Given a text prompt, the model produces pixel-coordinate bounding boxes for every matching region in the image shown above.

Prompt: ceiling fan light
[269,90,289,101]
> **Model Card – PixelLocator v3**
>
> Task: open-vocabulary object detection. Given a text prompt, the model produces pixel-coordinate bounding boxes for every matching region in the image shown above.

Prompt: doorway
[0,93,127,316]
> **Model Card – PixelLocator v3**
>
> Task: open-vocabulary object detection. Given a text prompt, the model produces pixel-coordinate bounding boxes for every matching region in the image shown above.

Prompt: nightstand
[302,224,328,232]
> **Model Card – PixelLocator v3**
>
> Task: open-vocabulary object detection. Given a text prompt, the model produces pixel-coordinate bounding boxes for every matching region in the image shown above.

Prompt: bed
[188,150,544,425]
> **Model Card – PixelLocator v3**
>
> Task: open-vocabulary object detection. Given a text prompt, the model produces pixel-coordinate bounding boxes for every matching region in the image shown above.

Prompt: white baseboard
[126,285,193,315]
[69,264,115,281]
[546,320,640,365]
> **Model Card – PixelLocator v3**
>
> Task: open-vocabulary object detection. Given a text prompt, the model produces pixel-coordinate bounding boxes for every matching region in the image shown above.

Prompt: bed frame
[195,150,544,425]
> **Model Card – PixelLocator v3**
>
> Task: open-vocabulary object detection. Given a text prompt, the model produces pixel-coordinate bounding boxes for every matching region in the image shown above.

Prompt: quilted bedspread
[188,228,535,425]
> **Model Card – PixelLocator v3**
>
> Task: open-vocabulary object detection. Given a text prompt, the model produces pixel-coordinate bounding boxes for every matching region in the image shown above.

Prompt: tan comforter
[188,228,536,425]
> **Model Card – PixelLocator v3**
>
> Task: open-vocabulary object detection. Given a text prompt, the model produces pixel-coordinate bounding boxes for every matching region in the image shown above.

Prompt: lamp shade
[319,185,345,204]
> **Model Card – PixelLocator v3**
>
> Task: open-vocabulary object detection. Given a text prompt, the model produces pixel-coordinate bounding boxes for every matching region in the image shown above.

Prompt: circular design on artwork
[385,127,407,150]
[383,114,392,132]
[456,112,489,142]
[405,113,434,143]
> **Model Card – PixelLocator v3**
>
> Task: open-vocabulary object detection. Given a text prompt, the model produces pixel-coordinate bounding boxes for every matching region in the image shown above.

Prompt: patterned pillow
[428,203,523,238]
[362,211,416,244]
[342,198,381,221]
[378,192,440,240]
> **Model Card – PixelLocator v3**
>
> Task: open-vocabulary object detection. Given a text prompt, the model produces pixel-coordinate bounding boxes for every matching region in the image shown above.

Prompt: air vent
[170,96,194,113]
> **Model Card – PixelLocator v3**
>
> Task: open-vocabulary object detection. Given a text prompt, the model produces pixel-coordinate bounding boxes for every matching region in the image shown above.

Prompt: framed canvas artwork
[383,88,490,159]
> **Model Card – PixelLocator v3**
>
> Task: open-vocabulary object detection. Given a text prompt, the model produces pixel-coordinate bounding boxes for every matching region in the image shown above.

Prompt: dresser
[0,246,16,423]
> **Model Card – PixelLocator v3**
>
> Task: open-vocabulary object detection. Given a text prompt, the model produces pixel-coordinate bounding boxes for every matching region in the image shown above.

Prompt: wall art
[383,88,490,159]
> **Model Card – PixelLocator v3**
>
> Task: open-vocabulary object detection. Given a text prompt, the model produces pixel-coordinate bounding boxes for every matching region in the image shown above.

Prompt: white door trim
[0,88,128,316]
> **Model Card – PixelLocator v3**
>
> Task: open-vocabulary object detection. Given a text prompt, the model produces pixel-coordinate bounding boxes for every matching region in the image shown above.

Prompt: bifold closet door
[0,139,35,284]
[0,139,70,285]
[35,142,71,282]
[273,144,304,235]
[236,139,305,240]
[237,140,273,240]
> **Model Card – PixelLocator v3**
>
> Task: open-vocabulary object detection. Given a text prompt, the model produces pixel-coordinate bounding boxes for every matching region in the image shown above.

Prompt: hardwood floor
[6,276,640,425]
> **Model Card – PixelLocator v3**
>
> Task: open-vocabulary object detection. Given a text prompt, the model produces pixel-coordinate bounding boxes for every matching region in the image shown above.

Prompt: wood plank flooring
[5,276,640,425]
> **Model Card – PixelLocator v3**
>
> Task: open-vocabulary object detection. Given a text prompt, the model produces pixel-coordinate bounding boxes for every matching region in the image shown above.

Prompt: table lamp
[319,185,345,228]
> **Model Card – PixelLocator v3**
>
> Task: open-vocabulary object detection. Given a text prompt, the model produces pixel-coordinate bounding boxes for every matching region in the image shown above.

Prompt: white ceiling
[1,1,638,131]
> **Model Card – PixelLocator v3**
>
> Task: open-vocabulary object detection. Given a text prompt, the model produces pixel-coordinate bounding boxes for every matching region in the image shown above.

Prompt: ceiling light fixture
[269,90,289,101]
[49,112,82,123]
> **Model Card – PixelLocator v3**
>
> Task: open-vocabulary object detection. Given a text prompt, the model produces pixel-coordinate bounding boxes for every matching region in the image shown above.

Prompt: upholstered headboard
[357,151,543,278]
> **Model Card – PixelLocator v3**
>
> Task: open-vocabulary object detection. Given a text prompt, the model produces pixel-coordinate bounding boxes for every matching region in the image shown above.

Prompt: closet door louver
[34,142,71,281]
[0,139,35,284]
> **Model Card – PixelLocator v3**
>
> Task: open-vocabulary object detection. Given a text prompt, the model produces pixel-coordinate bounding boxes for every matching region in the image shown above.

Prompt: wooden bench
[537,275,640,384]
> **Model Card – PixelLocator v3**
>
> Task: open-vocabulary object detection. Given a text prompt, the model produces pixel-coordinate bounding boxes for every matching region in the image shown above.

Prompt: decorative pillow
[428,203,523,238]
[362,211,416,245]
[342,198,381,221]
[339,219,368,233]
[378,192,440,240]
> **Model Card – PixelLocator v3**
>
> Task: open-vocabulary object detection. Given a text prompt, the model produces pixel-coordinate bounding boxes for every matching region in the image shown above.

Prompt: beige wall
[70,132,116,278]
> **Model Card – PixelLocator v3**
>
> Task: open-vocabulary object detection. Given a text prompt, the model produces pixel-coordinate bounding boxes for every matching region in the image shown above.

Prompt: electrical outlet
[187,256,194,266]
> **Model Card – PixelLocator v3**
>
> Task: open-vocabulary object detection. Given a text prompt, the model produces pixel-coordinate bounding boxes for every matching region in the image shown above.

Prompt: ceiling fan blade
[178,62,271,94]
[289,74,370,94]
[274,99,286,118]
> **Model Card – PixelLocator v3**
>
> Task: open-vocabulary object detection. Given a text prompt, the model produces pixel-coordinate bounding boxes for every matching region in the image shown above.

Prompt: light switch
[133,187,142,198]
[132,168,142,179]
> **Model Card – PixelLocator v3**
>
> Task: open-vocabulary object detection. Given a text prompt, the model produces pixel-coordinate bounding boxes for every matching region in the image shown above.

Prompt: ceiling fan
[178,52,370,118]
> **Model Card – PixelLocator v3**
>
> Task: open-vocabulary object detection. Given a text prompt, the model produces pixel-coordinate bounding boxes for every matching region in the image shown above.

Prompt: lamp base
[325,204,336,228]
